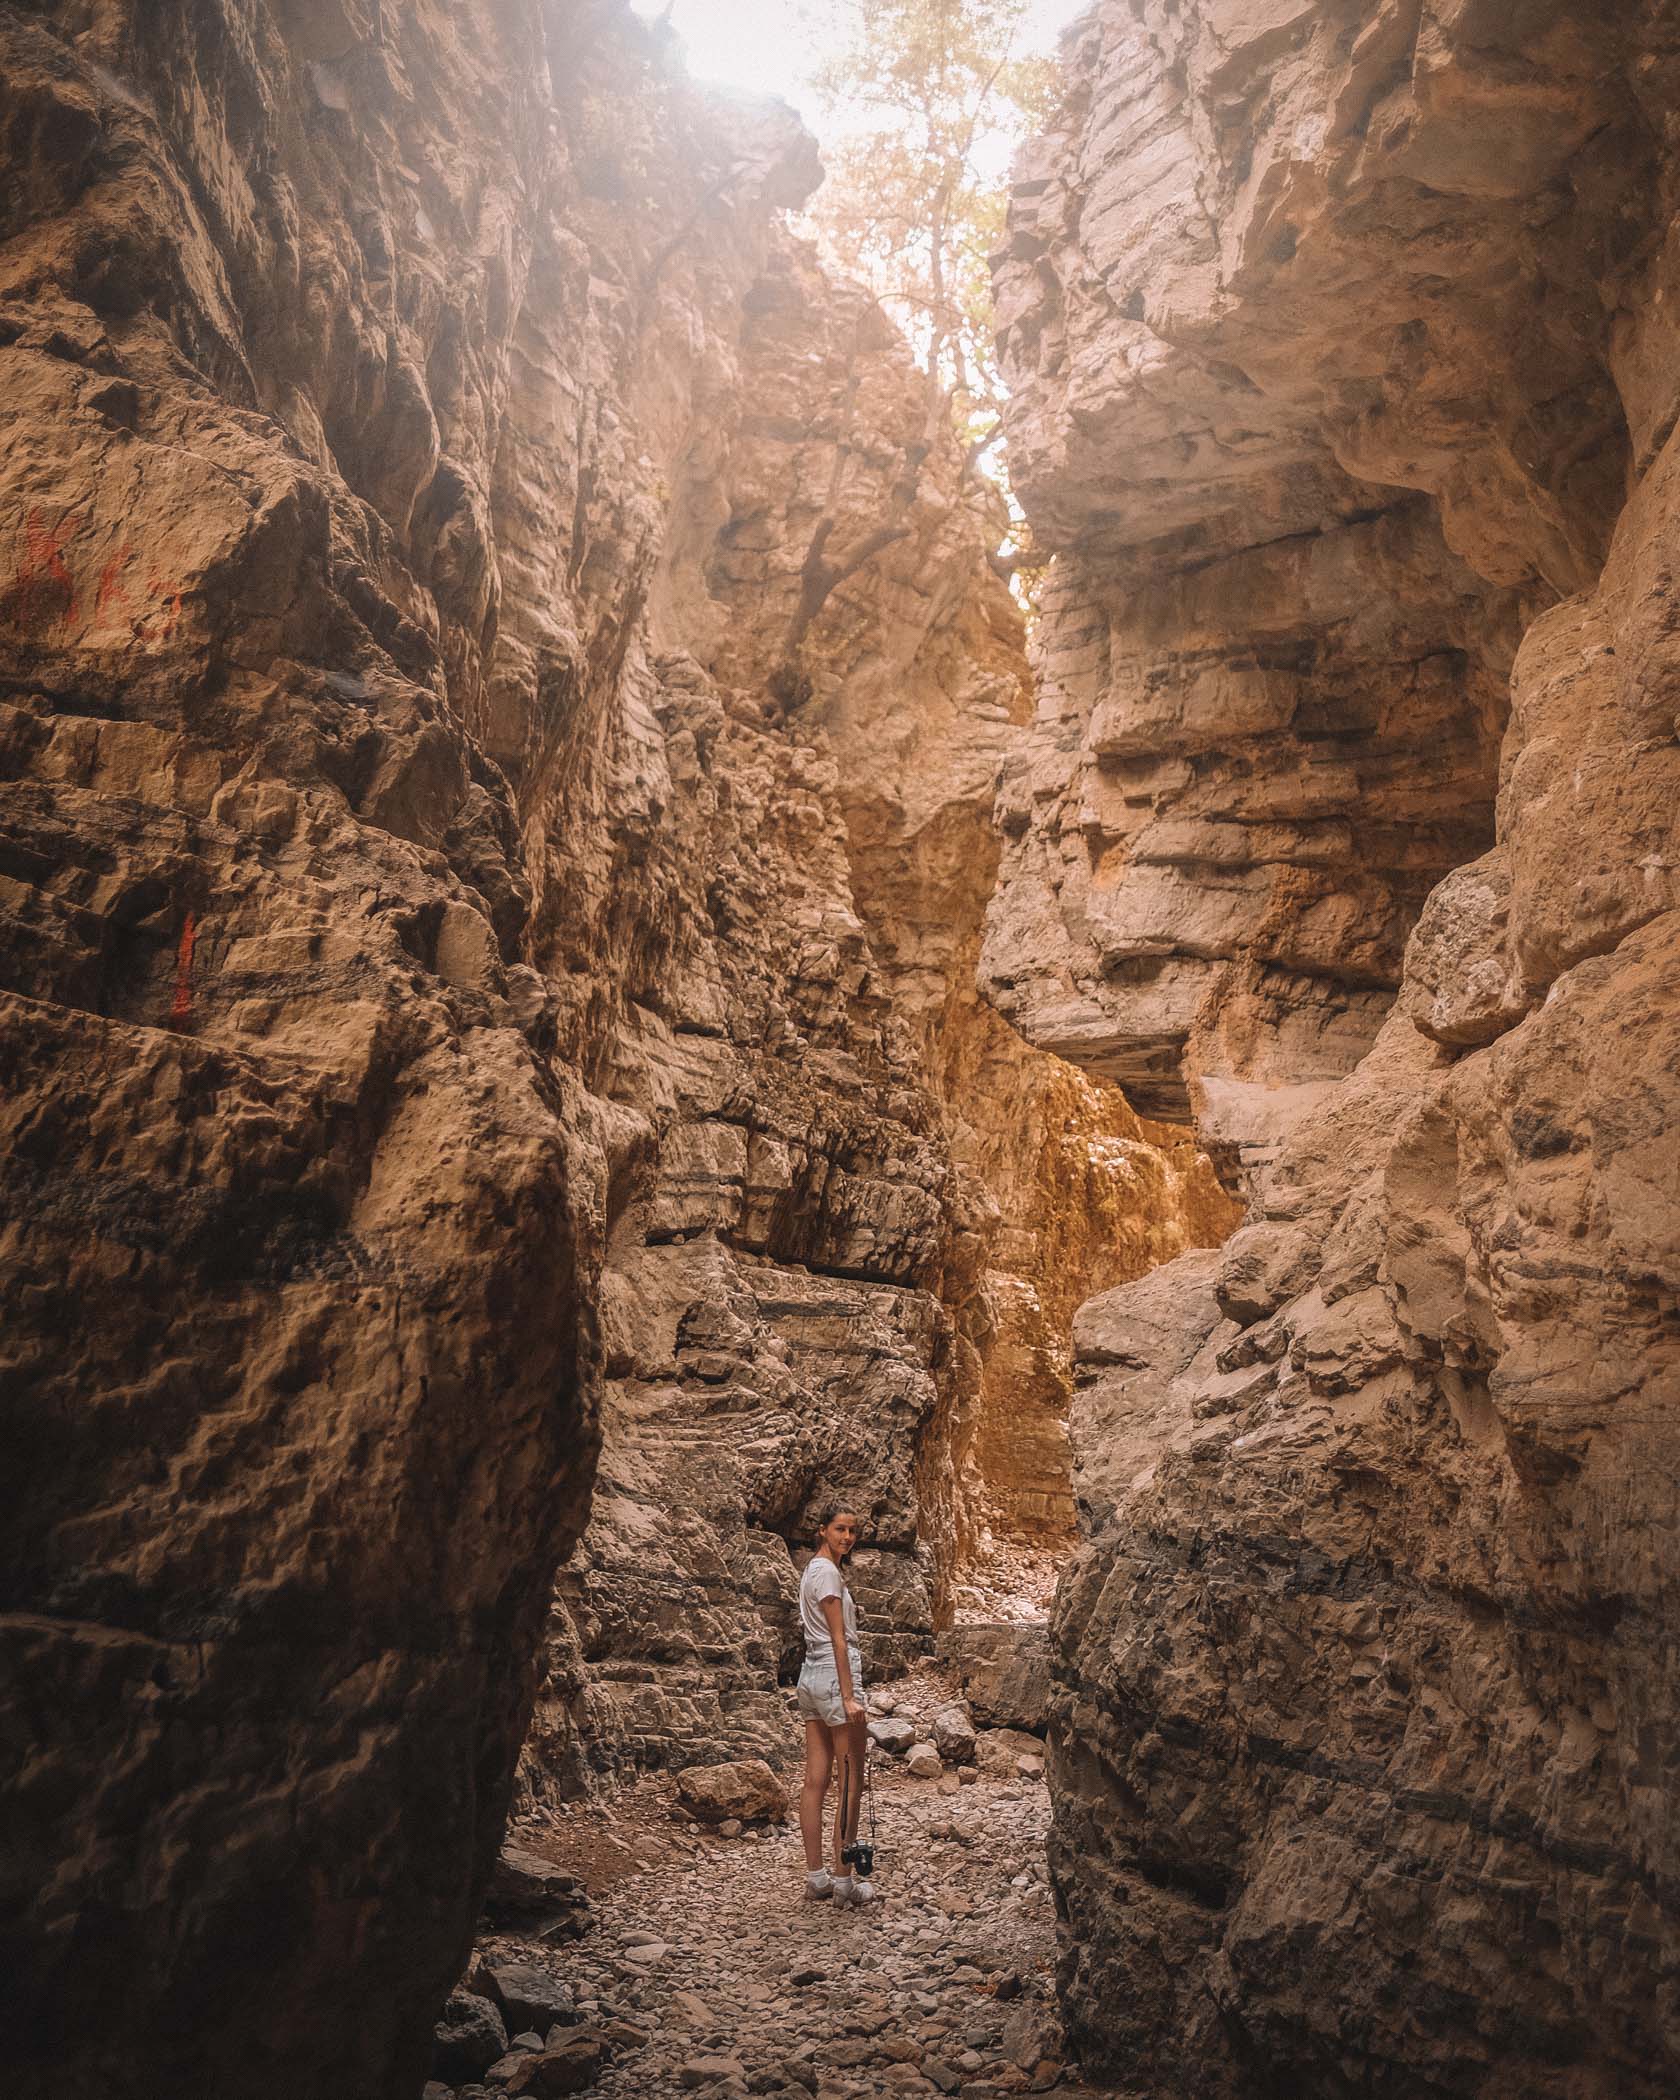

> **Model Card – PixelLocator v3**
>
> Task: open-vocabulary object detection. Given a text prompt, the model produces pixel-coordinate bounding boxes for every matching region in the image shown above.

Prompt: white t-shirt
[800,1555,859,1670]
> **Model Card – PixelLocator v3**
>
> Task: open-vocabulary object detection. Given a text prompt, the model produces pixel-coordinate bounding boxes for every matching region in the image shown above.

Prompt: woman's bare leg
[800,1718,834,1870]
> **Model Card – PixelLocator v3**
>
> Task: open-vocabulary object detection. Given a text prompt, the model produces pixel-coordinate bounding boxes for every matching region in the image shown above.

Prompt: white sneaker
[850,1877,875,1904]
[804,1869,834,1901]
[830,1873,855,1904]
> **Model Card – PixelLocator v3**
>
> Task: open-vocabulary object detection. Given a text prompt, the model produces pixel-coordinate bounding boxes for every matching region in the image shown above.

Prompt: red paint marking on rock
[3,508,82,632]
[96,544,133,614]
[170,911,197,1028]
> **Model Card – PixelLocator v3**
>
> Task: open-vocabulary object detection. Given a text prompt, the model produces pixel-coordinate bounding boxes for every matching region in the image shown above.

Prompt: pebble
[679,2055,744,2087]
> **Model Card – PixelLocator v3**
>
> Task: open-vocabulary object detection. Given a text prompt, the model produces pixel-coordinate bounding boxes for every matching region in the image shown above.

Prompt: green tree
[805,0,1053,477]
[769,0,1053,699]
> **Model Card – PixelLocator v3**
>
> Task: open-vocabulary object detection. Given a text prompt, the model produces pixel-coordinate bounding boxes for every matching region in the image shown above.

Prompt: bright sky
[627,0,1090,124]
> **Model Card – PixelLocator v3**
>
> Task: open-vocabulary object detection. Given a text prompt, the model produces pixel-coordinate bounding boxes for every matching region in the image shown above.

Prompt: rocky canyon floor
[433,1666,1128,2100]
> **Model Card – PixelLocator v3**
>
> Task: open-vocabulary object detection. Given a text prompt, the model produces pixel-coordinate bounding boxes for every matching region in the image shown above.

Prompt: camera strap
[837,1730,880,1866]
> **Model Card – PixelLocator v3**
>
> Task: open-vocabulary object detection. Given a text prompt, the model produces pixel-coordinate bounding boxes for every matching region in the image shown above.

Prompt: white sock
[830,1872,854,1900]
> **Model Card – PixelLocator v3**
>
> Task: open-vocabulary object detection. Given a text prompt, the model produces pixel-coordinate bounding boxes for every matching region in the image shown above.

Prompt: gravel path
[444,1742,1125,2098]
[580,1766,1080,2099]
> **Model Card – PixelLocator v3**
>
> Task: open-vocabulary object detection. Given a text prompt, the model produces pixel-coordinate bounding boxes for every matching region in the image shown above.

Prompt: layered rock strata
[522,146,1237,1804]
[0,4,1230,2093]
[982,0,1636,1178]
[988,2,1680,2091]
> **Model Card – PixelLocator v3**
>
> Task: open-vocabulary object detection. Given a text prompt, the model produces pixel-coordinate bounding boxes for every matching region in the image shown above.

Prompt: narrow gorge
[0,3,1675,2099]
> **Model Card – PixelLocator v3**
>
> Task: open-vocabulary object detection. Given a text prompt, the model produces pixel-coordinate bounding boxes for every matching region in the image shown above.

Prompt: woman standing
[796,1504,875,1904]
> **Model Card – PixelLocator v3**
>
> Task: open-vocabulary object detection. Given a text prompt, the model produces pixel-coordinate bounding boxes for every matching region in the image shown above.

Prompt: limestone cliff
[521,129,1237,1804]
[986,1,1680,2090]
[0,4,1229,2095]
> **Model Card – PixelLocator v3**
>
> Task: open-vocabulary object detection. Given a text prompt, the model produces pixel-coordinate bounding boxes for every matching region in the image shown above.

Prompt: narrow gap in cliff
[18,0,1672,2090]
[432,11,1254,2093]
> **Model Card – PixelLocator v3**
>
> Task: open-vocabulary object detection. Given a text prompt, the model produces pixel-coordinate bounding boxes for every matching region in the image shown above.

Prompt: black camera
[841,1840,874,1876]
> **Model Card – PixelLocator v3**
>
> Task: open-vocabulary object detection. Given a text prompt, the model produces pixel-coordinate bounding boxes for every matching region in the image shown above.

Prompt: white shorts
[797,1647,864,1727]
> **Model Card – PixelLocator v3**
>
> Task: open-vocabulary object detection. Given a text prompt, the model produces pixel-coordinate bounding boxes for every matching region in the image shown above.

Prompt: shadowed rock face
[989,3,1680,2092]
[0,4,1232,2093]
[0,5,627,2092]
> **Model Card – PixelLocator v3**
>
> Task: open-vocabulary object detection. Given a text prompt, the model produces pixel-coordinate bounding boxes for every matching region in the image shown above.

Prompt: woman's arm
[820,1594,866,1723]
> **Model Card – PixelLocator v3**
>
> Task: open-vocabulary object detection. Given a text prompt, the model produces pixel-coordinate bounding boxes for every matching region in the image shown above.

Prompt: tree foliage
[801,0,1053,556]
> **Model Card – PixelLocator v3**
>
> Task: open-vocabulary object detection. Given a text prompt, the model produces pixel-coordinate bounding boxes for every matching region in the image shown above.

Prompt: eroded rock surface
[508,62,1238,1805]
[995,3,1680,2092]
[982,0,1643,1179]
[0,5,1230,2094]
[1,6,631,2092]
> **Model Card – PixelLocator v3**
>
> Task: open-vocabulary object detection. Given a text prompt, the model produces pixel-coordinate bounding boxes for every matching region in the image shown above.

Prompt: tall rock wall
[522,149,1238,1803]
[0,4,1230,2094]
[0,6,626,2094]
[987,1,1680,2091]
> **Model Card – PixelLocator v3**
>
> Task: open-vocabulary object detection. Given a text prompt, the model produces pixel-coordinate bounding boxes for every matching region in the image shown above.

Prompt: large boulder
[674,1757,788,1824]
[505,2028,613,2096]
[482,1841,593,1940]
[470,1958,578,2034]
[939,1624,1051,1735]
[867,1716,916,1754]
[974,1727,1046,1777]
[932,1706,978,1764]
[432,1988,508,2083]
